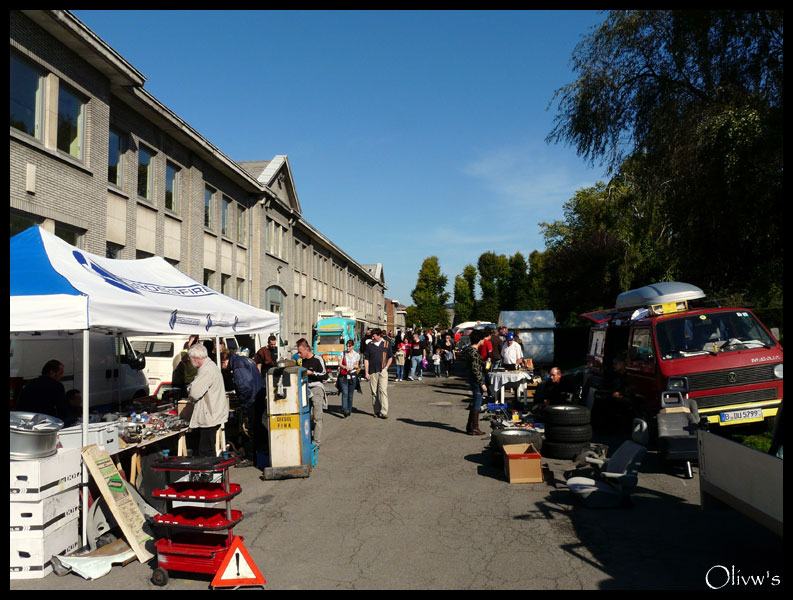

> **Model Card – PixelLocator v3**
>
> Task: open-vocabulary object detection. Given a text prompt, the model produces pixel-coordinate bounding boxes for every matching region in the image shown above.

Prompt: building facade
[10,10,386,352]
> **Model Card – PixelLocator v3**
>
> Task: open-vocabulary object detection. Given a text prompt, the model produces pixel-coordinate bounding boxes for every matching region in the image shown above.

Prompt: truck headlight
[667,377,688,392]
[774,364,783,379]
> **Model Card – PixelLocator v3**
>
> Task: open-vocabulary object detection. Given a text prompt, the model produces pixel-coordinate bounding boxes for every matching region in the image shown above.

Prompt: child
[394,344,406,382]
[432,349,442,377]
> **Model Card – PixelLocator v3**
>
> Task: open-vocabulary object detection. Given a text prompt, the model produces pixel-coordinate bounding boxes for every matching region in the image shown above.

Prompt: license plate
[270,414,299,430]
[719,408,764,424]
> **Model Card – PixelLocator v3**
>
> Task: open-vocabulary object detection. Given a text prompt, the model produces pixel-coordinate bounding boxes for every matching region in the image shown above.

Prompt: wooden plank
[81,444,154,563]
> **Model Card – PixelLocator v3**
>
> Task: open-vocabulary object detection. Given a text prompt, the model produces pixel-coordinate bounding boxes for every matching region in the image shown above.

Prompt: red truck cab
[581,282,783,429]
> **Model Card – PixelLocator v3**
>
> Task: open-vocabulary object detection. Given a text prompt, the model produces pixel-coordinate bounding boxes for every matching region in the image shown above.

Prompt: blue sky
[73,10,609,306]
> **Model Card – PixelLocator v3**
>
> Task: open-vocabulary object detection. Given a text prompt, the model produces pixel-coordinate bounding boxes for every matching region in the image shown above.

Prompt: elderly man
[187,343,228,457]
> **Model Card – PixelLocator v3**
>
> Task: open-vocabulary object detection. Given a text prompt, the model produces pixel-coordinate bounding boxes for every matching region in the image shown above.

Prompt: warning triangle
[211,536,266,589]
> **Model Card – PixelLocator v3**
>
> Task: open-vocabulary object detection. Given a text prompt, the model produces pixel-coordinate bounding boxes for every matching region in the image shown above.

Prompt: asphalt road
[11,364,784,590]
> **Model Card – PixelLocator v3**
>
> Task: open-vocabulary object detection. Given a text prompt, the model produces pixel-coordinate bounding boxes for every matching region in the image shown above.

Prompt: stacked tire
[541,405,593,460]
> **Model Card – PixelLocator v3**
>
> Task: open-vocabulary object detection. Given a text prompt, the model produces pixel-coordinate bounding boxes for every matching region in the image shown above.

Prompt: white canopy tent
[10,225,280,544]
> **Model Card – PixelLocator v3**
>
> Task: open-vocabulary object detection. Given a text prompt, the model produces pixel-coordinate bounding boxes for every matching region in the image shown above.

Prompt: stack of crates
[10,447,82,580]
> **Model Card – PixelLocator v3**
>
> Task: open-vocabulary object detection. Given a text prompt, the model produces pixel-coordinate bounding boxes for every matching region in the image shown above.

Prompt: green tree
[547,10,783,307]
[410,256,450,328]
[506,252,532,311]
[453,275,474,324]
[476,252,509,323]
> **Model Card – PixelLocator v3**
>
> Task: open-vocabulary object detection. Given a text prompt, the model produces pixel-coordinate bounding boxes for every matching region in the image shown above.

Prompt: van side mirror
[280,339,288,347]
[129,353,146,370]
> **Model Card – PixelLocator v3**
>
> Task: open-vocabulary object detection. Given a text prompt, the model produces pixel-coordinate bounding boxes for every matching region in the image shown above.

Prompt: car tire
[544,423,593,443]
[490,428,543,453]
[542,404,591,426]
[541,440,590,460]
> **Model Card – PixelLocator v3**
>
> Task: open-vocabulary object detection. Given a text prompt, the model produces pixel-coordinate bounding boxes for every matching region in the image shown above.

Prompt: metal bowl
[10,411,64,460]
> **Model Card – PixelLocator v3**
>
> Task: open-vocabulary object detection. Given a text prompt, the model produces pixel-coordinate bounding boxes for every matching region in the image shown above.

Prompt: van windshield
[317,333,344,346]
[655,311,775,359]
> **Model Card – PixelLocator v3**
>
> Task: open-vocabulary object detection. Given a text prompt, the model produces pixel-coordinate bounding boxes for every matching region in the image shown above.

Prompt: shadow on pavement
[397,417,466,435]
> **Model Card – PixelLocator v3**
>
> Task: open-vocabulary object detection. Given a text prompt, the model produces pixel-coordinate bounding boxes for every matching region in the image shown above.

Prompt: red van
[581,282,783,430]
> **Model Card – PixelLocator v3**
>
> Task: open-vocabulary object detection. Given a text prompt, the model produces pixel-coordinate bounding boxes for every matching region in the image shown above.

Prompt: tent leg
[81,329,90,547]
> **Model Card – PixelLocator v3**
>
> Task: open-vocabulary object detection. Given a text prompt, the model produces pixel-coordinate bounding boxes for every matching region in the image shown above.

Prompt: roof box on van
[616,282,705,310]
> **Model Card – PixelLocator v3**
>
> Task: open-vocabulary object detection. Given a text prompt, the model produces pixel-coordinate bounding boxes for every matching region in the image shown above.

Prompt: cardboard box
[10,487,80,539]
[503,442,543,483]
[10,447,81,501]
[10,518,81,579]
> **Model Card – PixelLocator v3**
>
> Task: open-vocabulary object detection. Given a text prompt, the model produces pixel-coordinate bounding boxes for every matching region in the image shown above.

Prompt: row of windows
[12,51,249,246]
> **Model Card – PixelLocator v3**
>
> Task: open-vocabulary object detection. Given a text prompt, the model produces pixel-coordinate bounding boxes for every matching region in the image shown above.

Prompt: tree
[506,252,532,311]
[410,256,450,328]
[547,10,783,306]
[476,252,509,323]
[453,275,474,324]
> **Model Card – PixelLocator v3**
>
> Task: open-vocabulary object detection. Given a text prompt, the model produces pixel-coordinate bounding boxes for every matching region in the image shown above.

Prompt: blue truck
[313,317,361,376]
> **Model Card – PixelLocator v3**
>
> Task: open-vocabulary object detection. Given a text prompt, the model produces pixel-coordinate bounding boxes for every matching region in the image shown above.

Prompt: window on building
[204,186,215,229]
[10,53,44,140]
[138,145,154,199]
[10,211,43,237]
[221,273,231,296]
[222,196,232,236]
[203,269,214,289]
[236,278,246,301]
[57,84,85,159]
[108,129,125,187]
[54,223,83,248]
[135,249,153,259]
[237,203,246,244]
[165,162,180,213]
[106,242,123,259]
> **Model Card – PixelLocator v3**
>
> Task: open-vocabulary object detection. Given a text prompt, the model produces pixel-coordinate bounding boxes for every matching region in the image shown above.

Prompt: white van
[128,334,249,398]
[10,331,150,408]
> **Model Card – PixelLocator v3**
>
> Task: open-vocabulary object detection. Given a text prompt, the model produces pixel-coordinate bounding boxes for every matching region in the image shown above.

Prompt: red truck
[581,282,783,430]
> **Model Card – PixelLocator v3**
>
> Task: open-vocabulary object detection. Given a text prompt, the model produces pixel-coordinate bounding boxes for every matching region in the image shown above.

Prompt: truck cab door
[626,326,659,414]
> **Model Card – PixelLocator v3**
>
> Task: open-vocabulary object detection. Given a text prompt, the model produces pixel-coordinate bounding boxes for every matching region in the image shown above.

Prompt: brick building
[10,10,387,350]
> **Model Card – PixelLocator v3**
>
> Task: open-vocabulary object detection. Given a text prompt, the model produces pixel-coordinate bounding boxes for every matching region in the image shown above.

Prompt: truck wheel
[541,440,590,460]
[544,423,592,443]
[542,405,591,426]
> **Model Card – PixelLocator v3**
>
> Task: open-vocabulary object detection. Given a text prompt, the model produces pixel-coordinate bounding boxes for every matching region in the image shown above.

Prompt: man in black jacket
[296,338,328,446]
[18,360,68,420]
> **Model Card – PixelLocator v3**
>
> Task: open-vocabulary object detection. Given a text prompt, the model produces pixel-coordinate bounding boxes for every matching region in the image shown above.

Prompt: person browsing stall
[187,343,229,457]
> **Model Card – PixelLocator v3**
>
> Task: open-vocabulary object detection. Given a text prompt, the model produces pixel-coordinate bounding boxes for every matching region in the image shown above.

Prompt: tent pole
[81,329,90,547]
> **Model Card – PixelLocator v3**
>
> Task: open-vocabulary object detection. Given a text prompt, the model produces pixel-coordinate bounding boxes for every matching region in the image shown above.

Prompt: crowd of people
[16,323,575,467]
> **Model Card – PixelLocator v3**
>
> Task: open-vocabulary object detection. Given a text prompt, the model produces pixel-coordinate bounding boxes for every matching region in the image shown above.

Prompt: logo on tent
[73,251,141,295]
[169,310,202,330]
[73,251,216,297]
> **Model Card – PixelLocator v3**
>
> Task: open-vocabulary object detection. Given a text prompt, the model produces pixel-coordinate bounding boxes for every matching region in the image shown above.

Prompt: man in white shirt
[501,333,524,370]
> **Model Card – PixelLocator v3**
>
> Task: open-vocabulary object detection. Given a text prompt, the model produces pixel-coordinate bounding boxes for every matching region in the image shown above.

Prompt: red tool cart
[149,455,242,586]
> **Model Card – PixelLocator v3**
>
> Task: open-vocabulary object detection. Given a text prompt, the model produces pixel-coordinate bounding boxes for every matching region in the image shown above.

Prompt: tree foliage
[545,10,782,310]
[453,274,474,324]
[409,256,450,328]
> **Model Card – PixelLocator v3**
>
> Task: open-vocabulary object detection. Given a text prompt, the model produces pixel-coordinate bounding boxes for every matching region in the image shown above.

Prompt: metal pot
[10,411,64,460]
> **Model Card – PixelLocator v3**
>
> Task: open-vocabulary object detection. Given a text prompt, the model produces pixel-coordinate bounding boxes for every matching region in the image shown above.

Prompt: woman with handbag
[338,340,360,417]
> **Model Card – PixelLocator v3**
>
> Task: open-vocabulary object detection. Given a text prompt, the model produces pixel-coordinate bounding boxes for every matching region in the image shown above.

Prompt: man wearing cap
[501,332,524,370]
